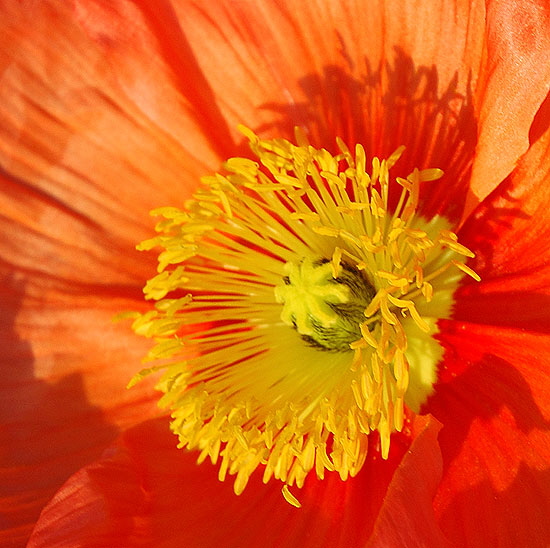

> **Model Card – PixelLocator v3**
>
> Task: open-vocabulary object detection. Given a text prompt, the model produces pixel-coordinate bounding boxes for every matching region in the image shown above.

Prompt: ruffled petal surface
[27,416,446,548]
[0,201,161,545]
[0,0,229,542]
[431,327,550,547]
[0,298,159,548]
[427,98,550,547]
[0,0,228,203]
[466,0,550,217]
[366,416,452,548]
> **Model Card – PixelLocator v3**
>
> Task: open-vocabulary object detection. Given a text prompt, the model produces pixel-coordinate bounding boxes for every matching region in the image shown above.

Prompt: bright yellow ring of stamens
[127,126,479,499]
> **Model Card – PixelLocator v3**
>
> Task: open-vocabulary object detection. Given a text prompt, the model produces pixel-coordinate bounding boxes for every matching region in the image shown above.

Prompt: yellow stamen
[282,485,302,508]
[129,127,479,500]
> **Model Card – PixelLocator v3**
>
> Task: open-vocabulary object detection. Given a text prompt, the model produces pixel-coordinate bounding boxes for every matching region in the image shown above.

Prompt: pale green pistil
[275,258,375,351]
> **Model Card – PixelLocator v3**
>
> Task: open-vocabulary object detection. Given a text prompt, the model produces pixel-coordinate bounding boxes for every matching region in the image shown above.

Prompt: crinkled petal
[0,271,160,545]
[429,90,550,547]
[0,171,155,288]
[27,417,444,548]
[430,325,550,548]
[464,0,550,218]
[0,0,223,243]
[457,87,550,330]
[366,415,452,548]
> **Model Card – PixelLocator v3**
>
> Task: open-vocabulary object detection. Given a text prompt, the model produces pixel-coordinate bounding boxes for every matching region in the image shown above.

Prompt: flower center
[275,258,375,351]
[128,126,479,504]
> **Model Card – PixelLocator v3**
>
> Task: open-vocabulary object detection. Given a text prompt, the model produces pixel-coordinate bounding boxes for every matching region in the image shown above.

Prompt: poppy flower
[1,1,549,547]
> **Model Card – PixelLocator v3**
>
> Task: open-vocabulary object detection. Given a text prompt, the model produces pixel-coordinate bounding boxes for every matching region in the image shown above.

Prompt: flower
[125,127,480,503]
[1,1,549,547]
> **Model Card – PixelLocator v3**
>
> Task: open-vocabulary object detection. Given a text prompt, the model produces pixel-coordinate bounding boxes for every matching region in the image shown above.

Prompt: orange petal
[174,2,481,144]
[430,110,550,545]
[367,415,452,548]
[464,0,550,219]
[0,133,168,545]
[26,417,444,548]
[0,271,161,545]
[71,0,238,160]
[0,171,156,288]
[0,0,223,233]
[455,90,550,329]
[430,325,550,547]
[0,169,162,543]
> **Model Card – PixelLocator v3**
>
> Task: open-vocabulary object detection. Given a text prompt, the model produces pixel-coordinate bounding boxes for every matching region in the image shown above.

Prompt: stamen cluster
[128,127,478,502]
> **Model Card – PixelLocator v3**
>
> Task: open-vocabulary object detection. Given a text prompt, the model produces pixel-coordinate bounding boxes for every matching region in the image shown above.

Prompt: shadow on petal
[427,346,550,547]
[27,415,445,548]
[256,47,478,223]
[452,290,550,333]
[433,352,550,441]
[437,463,550,548]
[0,274,119,546]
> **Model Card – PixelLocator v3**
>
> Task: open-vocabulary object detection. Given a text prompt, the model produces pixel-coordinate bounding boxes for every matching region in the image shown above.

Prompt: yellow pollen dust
[127,126,479,500]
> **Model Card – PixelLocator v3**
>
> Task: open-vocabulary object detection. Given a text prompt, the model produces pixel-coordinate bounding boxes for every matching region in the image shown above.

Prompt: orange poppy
[1,1,549,547]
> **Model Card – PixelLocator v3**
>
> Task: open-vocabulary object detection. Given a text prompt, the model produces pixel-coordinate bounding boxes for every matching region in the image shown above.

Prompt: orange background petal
[431,326,550,547]
[26,416,447,548]
[428,92,550,547]
[465,0,550,218]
